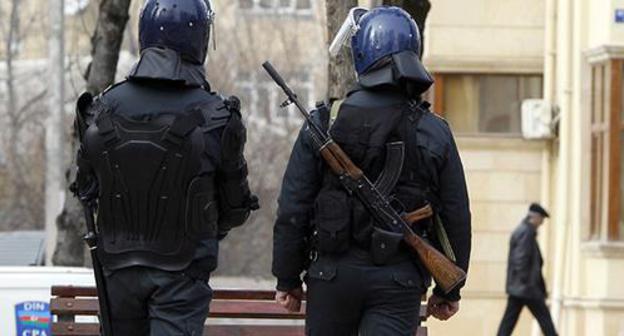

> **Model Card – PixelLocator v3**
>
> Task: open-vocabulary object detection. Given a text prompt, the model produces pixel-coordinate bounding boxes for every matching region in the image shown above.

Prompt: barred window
[587,58,624,241]
[431,73,543,135]
[235,70,314,126]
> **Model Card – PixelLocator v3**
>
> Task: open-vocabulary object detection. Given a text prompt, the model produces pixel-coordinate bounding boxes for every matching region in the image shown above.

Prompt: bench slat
[52,322,427,336]
[52,323,99,336]
[51,286,284,301]
[203,325,304,336]
[209,301,305,319]
[52,323,305,336]
[51,298,98,315]
[51,298,305,319]
[51,298,425,320]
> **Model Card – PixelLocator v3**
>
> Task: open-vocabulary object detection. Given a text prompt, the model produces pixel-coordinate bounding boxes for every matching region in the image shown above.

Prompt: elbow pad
[217,159,259,233]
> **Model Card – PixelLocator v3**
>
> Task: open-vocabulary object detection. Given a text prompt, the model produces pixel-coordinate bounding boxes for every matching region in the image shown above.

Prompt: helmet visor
[328,7,368,58]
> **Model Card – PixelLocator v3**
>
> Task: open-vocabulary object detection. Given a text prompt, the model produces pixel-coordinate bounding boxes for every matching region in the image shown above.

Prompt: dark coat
[506,220,547,299]
[272,85,471,301]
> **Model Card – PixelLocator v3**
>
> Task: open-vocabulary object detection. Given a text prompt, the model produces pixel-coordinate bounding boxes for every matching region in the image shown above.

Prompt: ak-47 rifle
[262,61,466,294]
[80,198,114,336]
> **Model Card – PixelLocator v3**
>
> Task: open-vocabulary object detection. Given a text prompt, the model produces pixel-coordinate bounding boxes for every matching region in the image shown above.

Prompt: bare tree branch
[16,89,48,126]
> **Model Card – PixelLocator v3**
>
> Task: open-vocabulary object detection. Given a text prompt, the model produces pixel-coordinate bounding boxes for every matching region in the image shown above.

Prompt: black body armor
[80,91,229,271]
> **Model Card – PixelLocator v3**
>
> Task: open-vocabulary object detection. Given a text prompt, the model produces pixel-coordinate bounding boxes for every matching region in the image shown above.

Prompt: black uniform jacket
[272,84,472,301]
[506,220,547,300]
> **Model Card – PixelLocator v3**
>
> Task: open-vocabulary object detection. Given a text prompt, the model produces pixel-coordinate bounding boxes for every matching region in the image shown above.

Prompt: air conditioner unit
[521,99,553,139]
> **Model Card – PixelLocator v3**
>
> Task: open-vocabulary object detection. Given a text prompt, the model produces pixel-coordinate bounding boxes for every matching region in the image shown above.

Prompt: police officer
[72,1,258,335]
[272,6,471,335]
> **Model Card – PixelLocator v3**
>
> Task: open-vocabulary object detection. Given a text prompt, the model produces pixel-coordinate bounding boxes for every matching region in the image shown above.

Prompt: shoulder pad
[311,101,330,131]
[224,95,241,116]
[76,92,94,119]
[101,80,127,96]
[76,92,112,126]
[193,96,231,132]
[433,113,448,125]
[428,107,449,125]
[75,91,113,140]
[75,92,93,140]
[412,100,448,124]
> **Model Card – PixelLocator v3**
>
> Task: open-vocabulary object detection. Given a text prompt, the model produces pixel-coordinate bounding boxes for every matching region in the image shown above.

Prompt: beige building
[423,0,624,335]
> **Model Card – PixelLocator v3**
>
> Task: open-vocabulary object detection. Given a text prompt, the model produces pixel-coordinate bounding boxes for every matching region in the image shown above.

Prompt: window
[432,74,543,135]
[238,0,313,16]
[588,57,624,241]
[235,70,315,127]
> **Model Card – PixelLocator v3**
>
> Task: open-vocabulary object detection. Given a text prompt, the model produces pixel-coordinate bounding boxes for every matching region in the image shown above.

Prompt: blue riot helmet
[329,6,433,93]
[351,6,421,75]
[139,0,215,65]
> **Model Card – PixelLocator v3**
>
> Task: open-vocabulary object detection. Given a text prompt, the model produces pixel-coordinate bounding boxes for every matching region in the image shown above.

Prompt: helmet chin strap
[328,6,368,58]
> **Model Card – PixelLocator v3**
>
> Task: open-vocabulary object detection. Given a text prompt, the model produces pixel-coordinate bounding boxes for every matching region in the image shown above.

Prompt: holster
[370,204,434,265]
[370,227,404,265]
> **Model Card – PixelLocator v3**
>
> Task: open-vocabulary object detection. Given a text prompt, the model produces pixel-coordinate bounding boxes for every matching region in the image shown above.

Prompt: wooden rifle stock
[402,228,466,293]
[320,141,363,178]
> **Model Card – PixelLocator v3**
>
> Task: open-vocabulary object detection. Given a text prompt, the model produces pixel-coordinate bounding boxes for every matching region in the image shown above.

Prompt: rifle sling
[434,214,457,262]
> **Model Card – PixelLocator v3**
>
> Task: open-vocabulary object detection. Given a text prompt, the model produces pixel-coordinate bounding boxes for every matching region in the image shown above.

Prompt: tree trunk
[85,0,132,94]
[326,0,358,100]
[53,0,132,266]
[45,0,66,265]
[382,0,431,57]
[4,0,23,229]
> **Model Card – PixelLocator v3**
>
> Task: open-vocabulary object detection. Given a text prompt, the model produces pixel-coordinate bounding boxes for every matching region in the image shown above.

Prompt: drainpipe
[549,0,573,330]
[533,0,557,334]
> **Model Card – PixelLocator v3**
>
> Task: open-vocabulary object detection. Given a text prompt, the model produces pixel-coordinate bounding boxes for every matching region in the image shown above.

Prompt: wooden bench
[51,286,428,335]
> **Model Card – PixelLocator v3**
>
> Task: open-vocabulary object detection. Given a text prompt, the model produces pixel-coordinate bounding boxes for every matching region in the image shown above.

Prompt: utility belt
[310,203,434,266]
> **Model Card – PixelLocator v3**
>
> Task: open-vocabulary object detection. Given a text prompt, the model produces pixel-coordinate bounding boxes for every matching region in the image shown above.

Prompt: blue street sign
[14,301,51,336]
[616,9,624,23]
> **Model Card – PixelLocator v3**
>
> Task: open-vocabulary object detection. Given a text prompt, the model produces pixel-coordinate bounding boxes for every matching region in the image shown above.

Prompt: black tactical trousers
[497,295,558,336]
[104,266,212,336]
[305,248,425,336]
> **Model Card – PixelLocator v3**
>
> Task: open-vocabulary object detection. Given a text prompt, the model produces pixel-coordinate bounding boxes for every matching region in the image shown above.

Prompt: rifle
[80,199,114,336]
[262,61,466,294]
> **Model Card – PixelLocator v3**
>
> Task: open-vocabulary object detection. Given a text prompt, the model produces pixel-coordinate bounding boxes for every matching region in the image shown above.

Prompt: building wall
[427,138,549,335]
[425,0,545,74]
[424,0,550,334]
[552,0,624,334]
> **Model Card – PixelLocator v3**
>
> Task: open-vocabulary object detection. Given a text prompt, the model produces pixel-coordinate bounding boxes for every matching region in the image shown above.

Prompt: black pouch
[314,190,351,254]
[351,199,374,247]
[370,227,404,265]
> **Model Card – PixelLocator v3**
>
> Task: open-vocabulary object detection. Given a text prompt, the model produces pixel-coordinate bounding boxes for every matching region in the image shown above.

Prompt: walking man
[72,1,258,334]
[272,6,471,335]
[497,203,558,336]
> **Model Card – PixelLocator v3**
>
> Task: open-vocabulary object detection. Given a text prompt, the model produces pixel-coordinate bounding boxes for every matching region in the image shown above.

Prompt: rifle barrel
[262,61,328,144]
